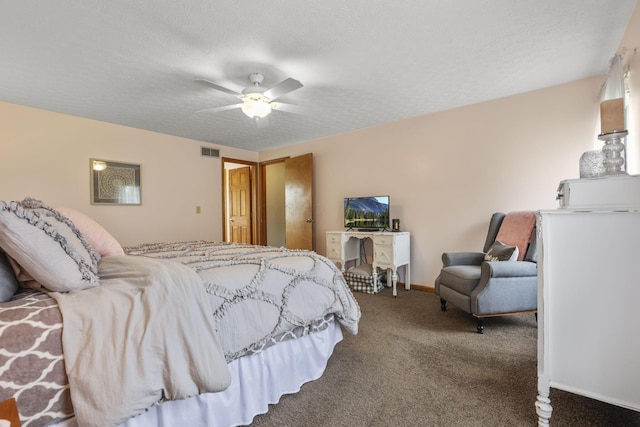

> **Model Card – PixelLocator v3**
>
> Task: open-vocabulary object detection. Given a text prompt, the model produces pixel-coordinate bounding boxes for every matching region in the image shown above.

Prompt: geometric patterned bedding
[0,290,73,427]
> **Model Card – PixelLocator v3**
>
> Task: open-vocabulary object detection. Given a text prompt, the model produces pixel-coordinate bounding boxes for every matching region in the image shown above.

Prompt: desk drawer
[374,235,394,246]
[374,245,394,265]
[326,242,342,259]
[326,233,343,245]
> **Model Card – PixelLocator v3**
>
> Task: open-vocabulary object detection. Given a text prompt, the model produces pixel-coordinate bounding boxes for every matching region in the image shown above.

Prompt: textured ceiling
[0,1,636,152]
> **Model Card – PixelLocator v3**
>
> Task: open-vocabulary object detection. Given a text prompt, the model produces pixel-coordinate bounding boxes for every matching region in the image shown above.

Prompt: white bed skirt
[55,318,343,427]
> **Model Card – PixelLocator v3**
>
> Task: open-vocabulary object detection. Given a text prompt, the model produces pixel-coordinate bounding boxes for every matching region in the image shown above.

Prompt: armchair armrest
[442,252,485,267]
[481,260,537,278]
[470,260,538,316]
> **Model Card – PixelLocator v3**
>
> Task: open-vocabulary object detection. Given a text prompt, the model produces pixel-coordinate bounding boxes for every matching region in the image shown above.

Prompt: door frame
[223,154,311,248]
[221,157,258,244]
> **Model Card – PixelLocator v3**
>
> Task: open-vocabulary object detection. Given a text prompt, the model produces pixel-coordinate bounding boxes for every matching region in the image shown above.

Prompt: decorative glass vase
[579,150,605,178]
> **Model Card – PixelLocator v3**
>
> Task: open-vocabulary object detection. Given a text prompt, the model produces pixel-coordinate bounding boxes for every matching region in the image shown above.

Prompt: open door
[285,153,314,250]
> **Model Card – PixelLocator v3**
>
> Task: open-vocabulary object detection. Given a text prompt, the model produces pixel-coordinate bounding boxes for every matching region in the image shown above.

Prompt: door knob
[305,218,315,223]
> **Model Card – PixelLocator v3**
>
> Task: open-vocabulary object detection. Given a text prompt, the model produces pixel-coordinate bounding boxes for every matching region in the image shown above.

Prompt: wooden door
[285,153,314,250]
[228,166,251,244]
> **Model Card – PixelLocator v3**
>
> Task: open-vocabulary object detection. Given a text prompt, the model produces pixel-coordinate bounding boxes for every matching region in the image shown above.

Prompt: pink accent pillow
[494,211,536,261]
[56,207,125,256]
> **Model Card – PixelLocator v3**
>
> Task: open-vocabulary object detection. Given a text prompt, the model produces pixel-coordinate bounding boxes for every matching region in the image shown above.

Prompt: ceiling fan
[196,73,303,122]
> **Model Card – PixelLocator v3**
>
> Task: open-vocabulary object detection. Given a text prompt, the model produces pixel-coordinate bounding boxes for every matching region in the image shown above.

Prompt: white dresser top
[557,174,640,210]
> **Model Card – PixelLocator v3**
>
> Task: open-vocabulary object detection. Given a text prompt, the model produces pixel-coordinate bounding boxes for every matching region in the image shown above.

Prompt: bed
[0,198,360,427]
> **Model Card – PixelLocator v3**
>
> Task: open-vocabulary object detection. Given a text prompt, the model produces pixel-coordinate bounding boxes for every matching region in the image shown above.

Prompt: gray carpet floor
[250,288,640,426]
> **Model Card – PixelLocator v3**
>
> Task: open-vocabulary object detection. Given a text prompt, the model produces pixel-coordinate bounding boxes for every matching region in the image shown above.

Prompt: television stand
[325,231,410,297]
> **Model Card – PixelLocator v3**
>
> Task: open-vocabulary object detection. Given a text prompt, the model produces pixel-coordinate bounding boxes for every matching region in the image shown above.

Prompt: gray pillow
[0,250,19,302]
[484,241,519,262]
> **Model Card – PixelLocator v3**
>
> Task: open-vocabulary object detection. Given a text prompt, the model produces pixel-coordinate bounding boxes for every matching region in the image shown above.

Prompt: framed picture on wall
[90,159,141,205]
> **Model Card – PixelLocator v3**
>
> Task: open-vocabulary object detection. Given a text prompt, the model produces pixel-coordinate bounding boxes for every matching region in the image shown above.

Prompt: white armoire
[535,175,640,425]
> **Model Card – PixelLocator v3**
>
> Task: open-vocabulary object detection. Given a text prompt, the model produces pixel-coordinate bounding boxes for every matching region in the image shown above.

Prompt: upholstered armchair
[434,211,538,333]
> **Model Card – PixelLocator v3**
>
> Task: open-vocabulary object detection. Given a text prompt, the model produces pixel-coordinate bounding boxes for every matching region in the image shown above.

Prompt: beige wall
[260,76,608,288]
[0,102,257,246]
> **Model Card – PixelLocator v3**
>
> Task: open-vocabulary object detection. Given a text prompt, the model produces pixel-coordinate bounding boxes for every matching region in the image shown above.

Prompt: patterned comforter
[0,241,360,427]
[0,290,72,426]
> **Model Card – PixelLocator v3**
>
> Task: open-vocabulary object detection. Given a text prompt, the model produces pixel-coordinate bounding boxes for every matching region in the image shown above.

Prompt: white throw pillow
[0,198,100,292]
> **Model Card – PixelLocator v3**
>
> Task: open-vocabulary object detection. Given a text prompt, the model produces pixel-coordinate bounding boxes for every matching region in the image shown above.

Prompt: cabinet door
[540,210,640,410]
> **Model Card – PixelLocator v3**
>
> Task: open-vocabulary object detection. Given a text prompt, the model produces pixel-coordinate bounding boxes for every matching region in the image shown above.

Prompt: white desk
[326,231,410,297]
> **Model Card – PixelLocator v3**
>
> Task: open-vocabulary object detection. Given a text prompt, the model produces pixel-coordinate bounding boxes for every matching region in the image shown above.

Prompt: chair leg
[535,312,538,322]
[440,298,447,312]
[476,318,484,334]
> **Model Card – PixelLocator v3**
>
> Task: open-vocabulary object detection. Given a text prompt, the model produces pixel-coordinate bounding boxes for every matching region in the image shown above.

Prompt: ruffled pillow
[56,207,124,256]
[0,198,100,292]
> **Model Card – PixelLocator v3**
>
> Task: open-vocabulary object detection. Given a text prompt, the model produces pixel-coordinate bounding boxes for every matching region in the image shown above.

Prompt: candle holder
[598,130,628,175]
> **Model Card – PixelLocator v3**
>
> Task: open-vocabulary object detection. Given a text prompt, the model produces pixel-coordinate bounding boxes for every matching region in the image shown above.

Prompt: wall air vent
[201,147,220,158]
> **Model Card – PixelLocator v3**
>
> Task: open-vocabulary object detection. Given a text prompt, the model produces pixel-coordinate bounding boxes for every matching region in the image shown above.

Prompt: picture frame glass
[90,159,141,205]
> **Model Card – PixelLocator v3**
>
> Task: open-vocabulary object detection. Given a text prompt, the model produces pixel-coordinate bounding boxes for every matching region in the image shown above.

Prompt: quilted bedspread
[124,241,361,360]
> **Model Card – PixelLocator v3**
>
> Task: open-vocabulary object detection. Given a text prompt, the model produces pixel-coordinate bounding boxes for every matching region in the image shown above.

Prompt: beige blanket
[52,256,231,427]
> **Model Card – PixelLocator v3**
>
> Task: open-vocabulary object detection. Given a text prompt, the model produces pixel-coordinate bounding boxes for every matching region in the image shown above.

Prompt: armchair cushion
[439,265,481,296]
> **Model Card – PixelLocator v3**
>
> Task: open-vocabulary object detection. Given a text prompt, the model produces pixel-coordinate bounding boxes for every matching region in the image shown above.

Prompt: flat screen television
[344,195,390,231]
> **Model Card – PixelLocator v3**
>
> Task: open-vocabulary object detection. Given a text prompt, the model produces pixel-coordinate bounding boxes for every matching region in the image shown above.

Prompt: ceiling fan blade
[263,78,303,100]
[272,102,304,114]
[196,103,242,114]
[196,79,242,97]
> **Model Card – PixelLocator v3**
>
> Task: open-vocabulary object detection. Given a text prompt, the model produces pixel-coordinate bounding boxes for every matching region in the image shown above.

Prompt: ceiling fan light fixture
[197,72,302,120]
[241,94,272,119]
